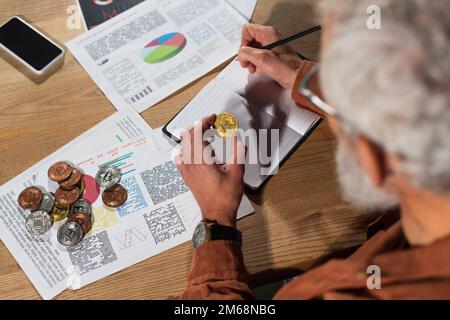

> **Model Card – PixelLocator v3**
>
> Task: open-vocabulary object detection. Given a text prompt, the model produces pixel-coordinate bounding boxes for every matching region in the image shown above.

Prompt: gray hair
[319,0,450,193]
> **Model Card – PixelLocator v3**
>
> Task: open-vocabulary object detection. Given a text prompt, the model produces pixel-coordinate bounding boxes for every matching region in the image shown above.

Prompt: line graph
[99,152,136,175]
[114,227,147,250]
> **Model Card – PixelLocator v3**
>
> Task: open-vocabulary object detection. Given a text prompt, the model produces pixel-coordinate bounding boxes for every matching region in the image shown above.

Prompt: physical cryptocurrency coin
[78,178,85,195]
[68,212,92,235]
[102,184,128,208]
[48,161,73,183]
[214,112,238,139]
[59,168,82,191]
[69,199,92,217]
[18,186,43,211]
[25,210,53,236]
[50,202,70,222]
[55,187,80,207]
[57,222,84,247]
[37,192,55,213]
[95,166,122,189]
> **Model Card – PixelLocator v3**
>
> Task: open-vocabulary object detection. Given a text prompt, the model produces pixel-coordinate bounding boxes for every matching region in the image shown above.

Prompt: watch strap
[210,223,242,244]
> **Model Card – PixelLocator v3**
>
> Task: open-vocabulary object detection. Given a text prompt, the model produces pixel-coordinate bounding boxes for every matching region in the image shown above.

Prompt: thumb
[226,134,246,178]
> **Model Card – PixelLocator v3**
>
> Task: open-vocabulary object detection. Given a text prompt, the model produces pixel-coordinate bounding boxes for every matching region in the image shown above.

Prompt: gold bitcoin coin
[214,113,238,139]
[50,202,69,222]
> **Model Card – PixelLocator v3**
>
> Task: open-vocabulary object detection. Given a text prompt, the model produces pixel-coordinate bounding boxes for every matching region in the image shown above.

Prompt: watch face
[193,223,206,248]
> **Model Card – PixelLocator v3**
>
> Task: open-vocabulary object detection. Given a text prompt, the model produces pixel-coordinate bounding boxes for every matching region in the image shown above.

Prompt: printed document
[0,110,254,300]
[226,0,258,20]
[67,0,248,113]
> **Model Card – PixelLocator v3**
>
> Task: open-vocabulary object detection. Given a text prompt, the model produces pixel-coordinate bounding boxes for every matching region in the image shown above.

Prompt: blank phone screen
[0,17,63,71]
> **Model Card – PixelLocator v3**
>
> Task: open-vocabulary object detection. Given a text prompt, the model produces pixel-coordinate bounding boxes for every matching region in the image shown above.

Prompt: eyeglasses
[298,64,338,117]
[300,64,410,162]
[298,63,357,133]
[298,63,365,137]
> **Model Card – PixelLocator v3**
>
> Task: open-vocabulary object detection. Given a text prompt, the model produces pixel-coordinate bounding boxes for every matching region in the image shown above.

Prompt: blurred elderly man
[177,0,450,299]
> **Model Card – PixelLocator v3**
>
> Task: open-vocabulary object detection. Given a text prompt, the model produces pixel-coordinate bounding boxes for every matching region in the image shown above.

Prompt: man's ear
[354,136,389,187]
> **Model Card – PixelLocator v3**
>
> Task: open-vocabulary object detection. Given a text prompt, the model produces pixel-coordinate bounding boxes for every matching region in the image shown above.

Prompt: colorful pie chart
[81,174,100,205]
[141,33,187,64]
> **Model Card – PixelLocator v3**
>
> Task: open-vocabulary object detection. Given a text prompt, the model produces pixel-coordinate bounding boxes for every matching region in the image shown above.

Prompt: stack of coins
[57,199,92,247]
[17,162,128,247]
[56,165,128,247]
[95,166,128,208]
[17,161,86,237]
[18,186,54,236]
[48,161,87,222]
[48,162,85,220]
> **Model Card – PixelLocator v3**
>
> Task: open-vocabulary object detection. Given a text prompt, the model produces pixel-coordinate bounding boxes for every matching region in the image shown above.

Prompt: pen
[262,25,322,50]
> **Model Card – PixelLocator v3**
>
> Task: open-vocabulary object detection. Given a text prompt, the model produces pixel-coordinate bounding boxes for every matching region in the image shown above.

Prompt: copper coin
[55,187,80,207]
[68,212,92,235]
[102,184,128,208]
[60,168,82,191]
[18,187,43,211]
[48,162,73,183]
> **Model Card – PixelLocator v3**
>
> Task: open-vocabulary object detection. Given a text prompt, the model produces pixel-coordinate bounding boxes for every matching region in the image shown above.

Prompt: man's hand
[238,24,304,90]
[176,115,246,228]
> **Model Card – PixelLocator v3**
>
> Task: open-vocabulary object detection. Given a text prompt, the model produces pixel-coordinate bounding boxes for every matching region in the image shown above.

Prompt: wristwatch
[192,219,242,248]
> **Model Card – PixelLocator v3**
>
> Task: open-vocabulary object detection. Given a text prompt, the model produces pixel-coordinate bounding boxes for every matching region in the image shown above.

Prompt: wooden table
[0,0,376,300]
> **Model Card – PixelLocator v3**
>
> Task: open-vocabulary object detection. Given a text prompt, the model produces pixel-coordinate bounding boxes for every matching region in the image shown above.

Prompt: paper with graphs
[67,0,248,113]
[0,110,254,299]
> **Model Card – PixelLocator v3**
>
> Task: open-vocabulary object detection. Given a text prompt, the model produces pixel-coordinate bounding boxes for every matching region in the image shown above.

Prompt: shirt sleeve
[181,240,253,300]
[291,60,327,117]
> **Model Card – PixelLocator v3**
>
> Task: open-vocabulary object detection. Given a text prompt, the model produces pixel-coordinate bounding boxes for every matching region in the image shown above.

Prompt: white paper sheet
[67,0,248,113]
[0,110,149,299]
[0,110,254,300]
[225,0,258,21]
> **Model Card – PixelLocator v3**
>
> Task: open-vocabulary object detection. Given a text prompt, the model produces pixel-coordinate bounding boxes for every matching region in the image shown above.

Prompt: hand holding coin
[176,114,245,228]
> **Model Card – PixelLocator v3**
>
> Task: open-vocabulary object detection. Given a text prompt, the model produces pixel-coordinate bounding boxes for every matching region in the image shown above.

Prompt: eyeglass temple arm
[298,64,337,117]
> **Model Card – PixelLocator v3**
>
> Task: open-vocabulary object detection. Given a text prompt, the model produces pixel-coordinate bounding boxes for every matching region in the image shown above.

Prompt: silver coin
[95,166,122,189]
[25,211,53,236]
[57,222,84,247]
[70,199,92,217]
[36,192,55,213]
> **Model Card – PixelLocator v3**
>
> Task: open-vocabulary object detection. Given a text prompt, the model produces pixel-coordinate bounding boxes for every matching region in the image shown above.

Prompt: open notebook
[164,60,321,189]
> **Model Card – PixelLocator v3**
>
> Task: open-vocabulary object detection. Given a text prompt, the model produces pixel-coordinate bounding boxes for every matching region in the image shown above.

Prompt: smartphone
[0,16,65,76]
